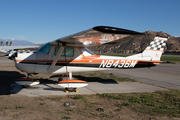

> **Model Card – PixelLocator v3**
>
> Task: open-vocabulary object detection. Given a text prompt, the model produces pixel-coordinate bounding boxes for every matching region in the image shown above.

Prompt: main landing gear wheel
[64,87,78,92]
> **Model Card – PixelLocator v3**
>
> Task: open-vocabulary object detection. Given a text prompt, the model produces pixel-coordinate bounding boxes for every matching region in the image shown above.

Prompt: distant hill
[0,39,36,46]
[88,31,180,52]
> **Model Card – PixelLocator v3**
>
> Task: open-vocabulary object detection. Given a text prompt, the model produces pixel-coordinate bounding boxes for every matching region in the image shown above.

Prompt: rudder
[142,35,168,61]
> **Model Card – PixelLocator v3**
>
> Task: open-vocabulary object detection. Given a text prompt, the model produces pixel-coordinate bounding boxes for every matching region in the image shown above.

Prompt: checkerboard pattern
[146,38,167,51]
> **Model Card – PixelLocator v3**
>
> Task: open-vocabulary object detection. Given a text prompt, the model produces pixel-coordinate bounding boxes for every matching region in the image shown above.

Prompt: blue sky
[0,0,180,44]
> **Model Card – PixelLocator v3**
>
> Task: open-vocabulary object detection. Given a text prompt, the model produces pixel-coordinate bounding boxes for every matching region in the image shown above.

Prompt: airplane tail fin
[142,35,168,61]
[127,35,168,61]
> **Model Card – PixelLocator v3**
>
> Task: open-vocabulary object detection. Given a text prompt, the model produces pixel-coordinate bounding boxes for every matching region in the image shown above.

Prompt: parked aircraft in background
[0,46,39,58]
[9,26,168,91]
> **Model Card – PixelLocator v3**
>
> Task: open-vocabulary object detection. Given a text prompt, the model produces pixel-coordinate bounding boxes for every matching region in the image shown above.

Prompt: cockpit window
[54,47,74,57]
[38,43,52,54]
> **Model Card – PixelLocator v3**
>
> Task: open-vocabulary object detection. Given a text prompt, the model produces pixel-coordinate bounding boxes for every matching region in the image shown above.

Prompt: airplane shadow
[42,84,65,91]
[0,70,118,95]
[0,70,26,95]
[38,82,65,91]
[0,71,61,95]
[73,75,118,84]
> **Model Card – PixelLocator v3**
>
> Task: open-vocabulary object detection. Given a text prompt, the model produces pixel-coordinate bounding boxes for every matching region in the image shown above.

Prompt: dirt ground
[0,65,179,120]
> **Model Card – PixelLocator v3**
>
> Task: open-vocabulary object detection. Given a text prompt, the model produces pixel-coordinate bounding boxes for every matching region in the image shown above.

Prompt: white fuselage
[14,47,143,75]
[14,42,160,75]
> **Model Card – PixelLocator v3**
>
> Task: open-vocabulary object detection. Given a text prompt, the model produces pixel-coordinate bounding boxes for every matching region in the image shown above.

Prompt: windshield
[38,43,52,54]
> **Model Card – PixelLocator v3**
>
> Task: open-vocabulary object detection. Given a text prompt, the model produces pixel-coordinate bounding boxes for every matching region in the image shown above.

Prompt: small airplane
[9,26,168,91]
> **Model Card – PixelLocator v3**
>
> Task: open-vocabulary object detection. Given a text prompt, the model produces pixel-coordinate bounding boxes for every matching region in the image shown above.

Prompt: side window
[54,47,74,57]
[54,47,60,56]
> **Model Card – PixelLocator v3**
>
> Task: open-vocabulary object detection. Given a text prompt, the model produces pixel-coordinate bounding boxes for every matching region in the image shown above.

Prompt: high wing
[48,26,143,71]
[50,26,143,47]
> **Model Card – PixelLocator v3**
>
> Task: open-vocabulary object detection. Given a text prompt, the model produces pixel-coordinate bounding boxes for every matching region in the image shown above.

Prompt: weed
[153,108,166,114]
[174,102,179,106]
[146,103,156,107]
[159,106,174,109]
[62,116,71,120]
[99,93,124,100]
[141,99,150,103]
[99,113,111,118]
[48,97,62,101]
[89,74,95,76]
[84,100,94,109]
[123,103,130,106]
[117,77,136,82]
[113,96,122,99]
[39,98,45,101]
[40,103,45,106]
[72,95,85,99]
[96,108,105,112]
[15,106,26,109]
[115,109,121,111]
[157,100,162,102]
[99,93,111,97]
[129,97,141,104]
[109,73,114,75]
[65,109,73,112]
[140,106,147,110]
[2,107,10,109]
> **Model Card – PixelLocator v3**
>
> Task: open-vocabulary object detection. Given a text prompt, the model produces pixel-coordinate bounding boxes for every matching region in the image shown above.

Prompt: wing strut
[48,44,66,72]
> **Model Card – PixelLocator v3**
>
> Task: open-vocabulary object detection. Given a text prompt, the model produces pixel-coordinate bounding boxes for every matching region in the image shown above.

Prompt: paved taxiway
[0,53,179,96]
[105,63,180,89]
[10,82,166,97]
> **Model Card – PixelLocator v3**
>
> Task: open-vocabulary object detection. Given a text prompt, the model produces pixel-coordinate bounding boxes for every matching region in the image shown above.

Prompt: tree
[6,41,8,46]
[10,41,12,46]
[0,41,3,46]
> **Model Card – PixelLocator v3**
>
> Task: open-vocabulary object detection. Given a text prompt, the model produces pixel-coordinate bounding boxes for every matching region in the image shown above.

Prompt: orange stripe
[154,38,167,41]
